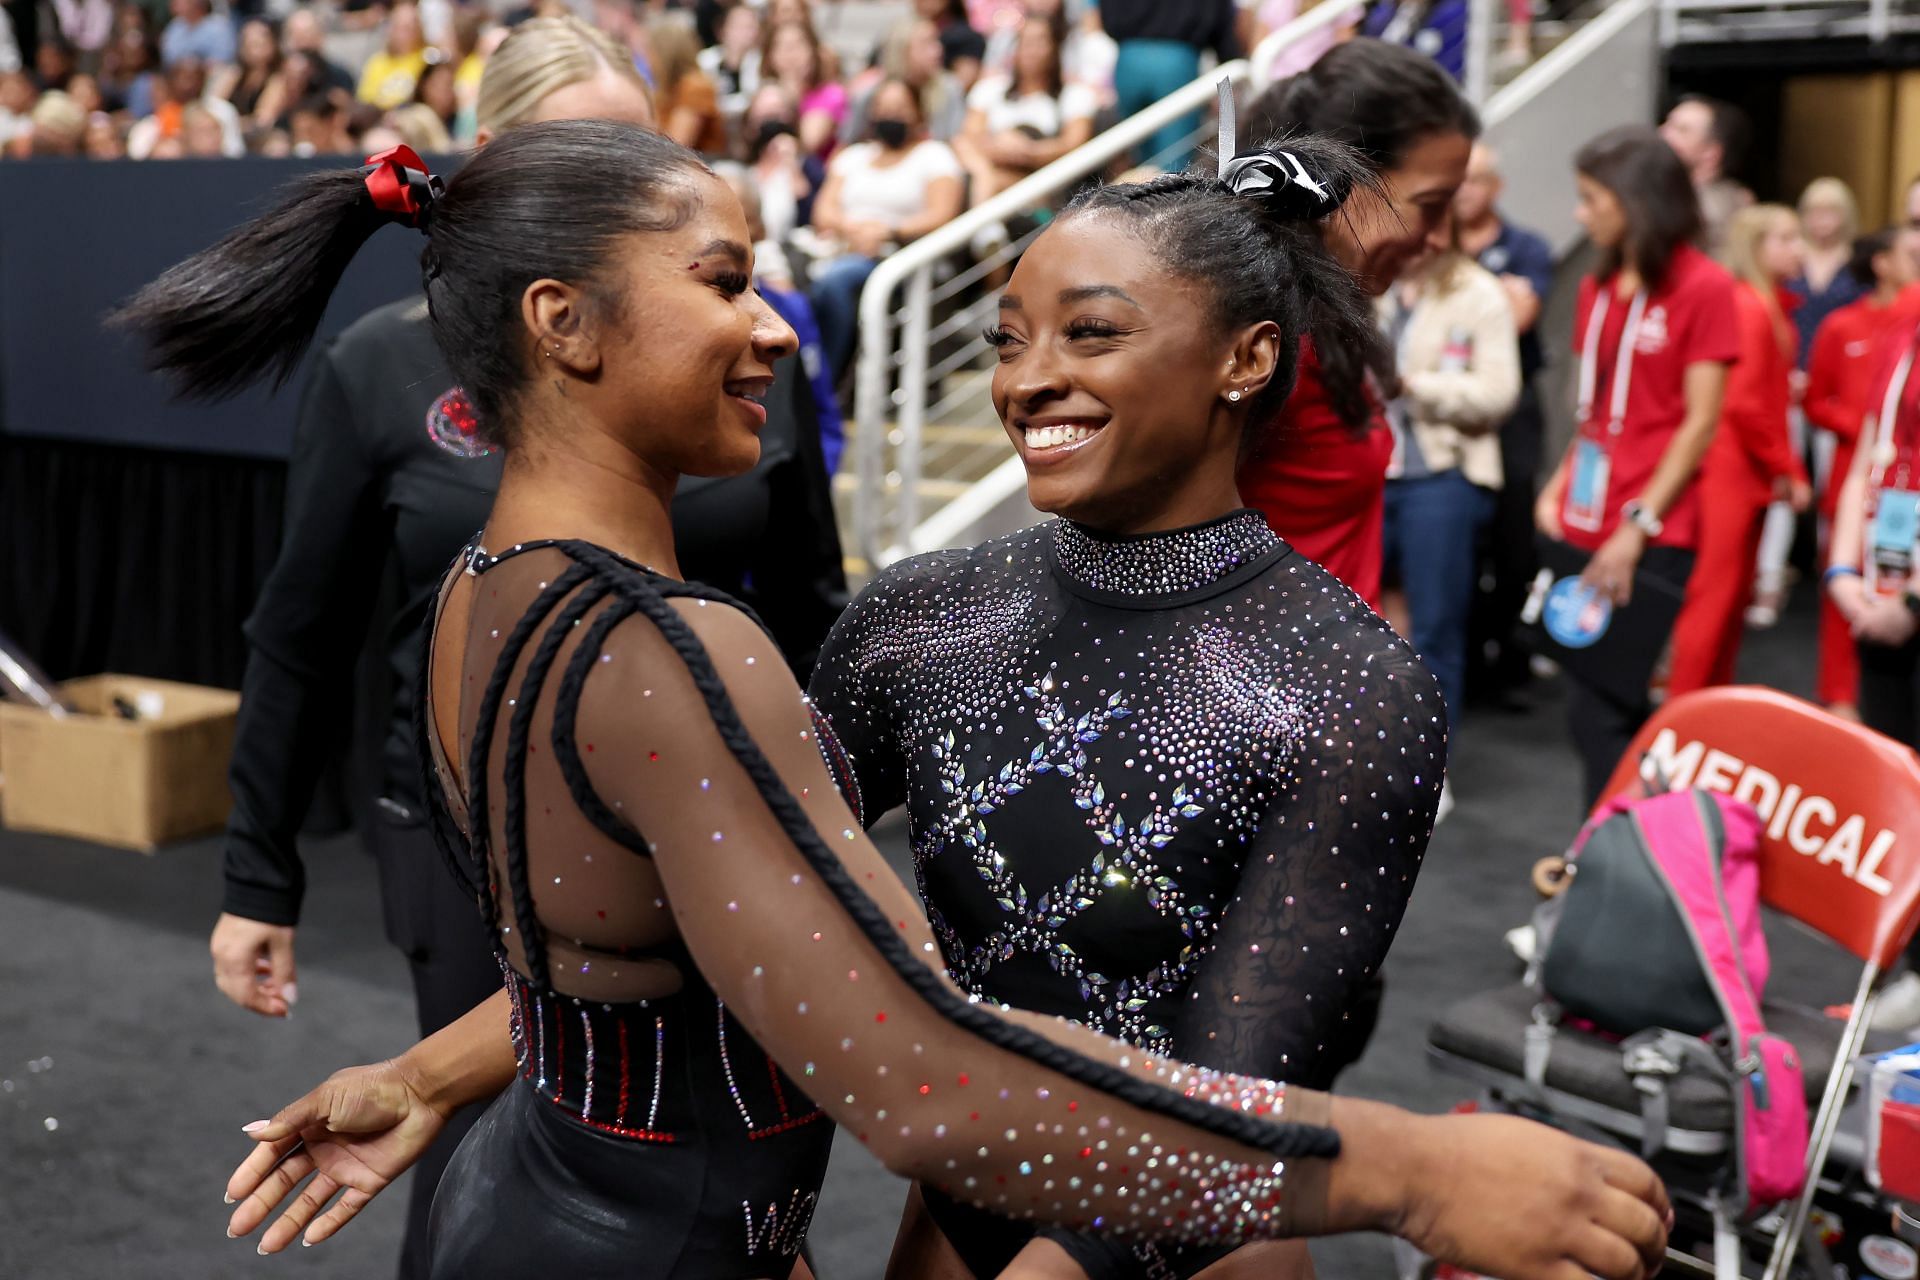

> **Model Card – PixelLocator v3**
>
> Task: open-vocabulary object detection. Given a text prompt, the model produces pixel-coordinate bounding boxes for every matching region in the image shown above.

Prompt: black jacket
[222,298,847,925]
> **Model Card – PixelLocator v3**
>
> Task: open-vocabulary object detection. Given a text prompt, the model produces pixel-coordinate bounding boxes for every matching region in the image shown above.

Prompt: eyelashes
[714,271,752,297]
[980,322,1125,349]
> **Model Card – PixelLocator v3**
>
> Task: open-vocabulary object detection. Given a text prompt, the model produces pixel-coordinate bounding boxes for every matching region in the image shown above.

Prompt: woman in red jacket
[1803,228,1918,715]
[1536,126,1738,804]
[1667,204,1811,696]
[1239,38,1478,606]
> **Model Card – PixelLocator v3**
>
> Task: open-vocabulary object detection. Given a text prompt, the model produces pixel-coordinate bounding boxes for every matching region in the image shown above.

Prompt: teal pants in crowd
[1113,39,1204,170]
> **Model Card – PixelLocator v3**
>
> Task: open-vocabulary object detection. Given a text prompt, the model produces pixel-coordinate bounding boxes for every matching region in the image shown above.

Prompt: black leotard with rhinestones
[415,536,1358,1279]
[809,510,1446,1276]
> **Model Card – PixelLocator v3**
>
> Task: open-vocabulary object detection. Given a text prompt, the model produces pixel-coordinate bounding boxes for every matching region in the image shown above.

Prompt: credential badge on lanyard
[1565,288,1647,534]
[1866,329,1920,597]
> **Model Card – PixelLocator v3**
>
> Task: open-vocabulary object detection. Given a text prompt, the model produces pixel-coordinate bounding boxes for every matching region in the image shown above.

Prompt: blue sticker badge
[1543,576,1613,650]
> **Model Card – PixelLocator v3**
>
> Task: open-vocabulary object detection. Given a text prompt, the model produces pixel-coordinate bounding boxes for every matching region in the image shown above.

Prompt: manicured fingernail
[226,1228,237,1239]
[242,1121,270,1133]
[256,1244,268,1256]
[224,1194,234,1204]
[281,983,298,1007]
[301,1239,313,1248]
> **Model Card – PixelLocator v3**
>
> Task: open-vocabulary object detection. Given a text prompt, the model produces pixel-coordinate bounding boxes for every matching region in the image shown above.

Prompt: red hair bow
[361,144,442,231]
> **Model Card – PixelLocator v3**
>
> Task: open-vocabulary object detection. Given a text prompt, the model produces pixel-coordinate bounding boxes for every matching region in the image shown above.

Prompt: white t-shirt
[965,75,1097,139]
[829,140,963,228]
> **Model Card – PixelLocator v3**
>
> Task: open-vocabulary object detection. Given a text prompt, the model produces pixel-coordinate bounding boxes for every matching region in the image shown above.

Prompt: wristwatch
[1622,500,1664,538]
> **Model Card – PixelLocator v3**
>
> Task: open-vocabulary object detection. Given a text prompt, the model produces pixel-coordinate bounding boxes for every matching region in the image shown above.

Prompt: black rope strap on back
[463,563,596,941]
[499,579,616,992]
[549,594,655,858]
[558,544,1339,1164]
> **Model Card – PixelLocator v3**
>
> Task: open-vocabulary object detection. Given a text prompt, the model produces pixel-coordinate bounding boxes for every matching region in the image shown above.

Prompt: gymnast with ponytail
[123,115,1669,1279]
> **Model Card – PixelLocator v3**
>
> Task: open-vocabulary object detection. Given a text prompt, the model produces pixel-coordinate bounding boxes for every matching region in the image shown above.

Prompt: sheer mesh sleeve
[563,563,1344,1248]
[1165,611,1446,1090]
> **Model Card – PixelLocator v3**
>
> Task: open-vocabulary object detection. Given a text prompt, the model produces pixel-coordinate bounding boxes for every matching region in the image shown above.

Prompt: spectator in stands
[1100,0,1237,169]
[0,8,16,76]
[1240,38,1477,607]
[715,160,847,473]
[1660,94,1754,260]
[34,33,74,91]
[0,67,28,144]
[1540,126,1738,804]
[130,56,241,158]
[158,0,232,70]
[648,15,725,153]
[849,16,964,143]
[358,2,430,110]
[807,76,965,378]
[412,56,458,137]
[1380,236,1520,725]
[1454,141,1556,698]
[179,97,227,155]
[212,18,285,129]
[83,107,124,156]
[450,10,489,119]
[1363,0,1467,80]
[699,0,760,111]
[66,69,101,112]
[983,0,1116,100]
[954,13,1096,203]
[50,0,112,70]
[743,83,819,242]
[386,98,451,151]
[98,19,158,117]
[1803,229,1916,718]
[1667,203,1810,697]
[762,17,843,158]
[283,8,355,95]
[287,91,349,154]
[27,85,83,152]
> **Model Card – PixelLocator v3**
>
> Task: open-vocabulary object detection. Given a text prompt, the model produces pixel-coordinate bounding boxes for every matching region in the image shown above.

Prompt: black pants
[1563,545,1697,810]
[1860,634,1920,749]
[1471,389,1545,697]
[367,815,503,1280]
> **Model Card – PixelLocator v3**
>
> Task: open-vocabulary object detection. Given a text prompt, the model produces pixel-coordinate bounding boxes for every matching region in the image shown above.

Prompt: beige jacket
[1382,257,1521,490]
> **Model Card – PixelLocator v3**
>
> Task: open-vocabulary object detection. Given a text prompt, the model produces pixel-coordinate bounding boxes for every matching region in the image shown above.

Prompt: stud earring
[1227,390,1242,402]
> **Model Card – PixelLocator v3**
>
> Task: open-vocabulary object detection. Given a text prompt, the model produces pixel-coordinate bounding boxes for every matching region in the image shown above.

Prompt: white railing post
[1869,0,1890,42]
[1465,0,1497,104]
[854,270,894,568]
[897,265,932,550]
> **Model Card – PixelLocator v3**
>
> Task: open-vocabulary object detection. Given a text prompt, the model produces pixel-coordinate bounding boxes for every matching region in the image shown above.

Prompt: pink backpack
[1534,788,1809,1212]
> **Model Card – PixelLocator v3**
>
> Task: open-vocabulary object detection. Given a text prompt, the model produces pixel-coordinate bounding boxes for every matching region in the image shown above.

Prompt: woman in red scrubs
[1804,228,1918,715]
[1535,126,1738,804]
[1239,38,1479,607]
[1666,204,1810,697]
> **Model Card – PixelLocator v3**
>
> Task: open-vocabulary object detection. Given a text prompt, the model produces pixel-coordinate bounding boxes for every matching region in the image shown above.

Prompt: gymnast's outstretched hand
[225,1059,447,1254]
[225,988,516,1253]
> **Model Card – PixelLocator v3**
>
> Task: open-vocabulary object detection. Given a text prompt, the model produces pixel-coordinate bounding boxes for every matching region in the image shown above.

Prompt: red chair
[1429,687,1920,1278]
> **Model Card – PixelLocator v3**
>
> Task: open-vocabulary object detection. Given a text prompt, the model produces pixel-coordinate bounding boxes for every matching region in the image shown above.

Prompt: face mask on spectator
[872,118,910,149]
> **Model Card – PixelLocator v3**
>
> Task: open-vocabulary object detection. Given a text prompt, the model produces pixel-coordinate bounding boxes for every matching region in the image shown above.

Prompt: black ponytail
[114,169,397,400]
[117,121,711,444]
[1060,133,1390,434]
[1243,38,1480,434]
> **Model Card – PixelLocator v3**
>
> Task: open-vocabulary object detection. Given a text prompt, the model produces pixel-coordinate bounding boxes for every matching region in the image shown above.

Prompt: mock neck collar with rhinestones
[1050,509,1279,598]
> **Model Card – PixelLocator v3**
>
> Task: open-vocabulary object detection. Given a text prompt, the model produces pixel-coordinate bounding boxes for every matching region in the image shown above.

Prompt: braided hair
[1060,133,1390,433]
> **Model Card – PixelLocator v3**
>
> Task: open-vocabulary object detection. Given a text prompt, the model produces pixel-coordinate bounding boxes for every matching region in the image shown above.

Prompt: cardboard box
[0,675,240,851]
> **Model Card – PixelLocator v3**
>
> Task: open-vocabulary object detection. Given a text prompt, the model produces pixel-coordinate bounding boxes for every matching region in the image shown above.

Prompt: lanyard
[1870,323,1920,493]
[1577,287,1648,439]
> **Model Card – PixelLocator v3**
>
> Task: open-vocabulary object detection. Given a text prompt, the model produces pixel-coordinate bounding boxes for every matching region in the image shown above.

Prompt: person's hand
[1790,369,1809,405]
[211,912,297,1017]
[846,221,893,258]
[1397,1113,1669,1280]
[1775,474,1813,513]
[987,131,1032,168]
[1855,593,1920,648]
[1534,486,1564,541]
[225,1060,450,1254]
[1581,525,1647,606]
